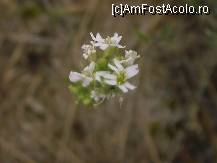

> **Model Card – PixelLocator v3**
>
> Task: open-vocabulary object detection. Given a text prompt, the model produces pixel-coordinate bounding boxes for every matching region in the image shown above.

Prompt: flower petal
[69,72,83,82]
[103,73,116,80]
[90,33,105,43]
[124,82,136,90]
[89,62,96,73]
[82,62,95,74]
[99,44,109,50]
[114,59,124,71]
[82,77,92,87]
[96,33,104,42]
[104,79,117,85]
[125,64,139,79]
[95,71,109,81]
[94,42,104,47]
[96,71,116,80]
[108,64,119,74]
[119,85,128,93]
[112,33,122,43]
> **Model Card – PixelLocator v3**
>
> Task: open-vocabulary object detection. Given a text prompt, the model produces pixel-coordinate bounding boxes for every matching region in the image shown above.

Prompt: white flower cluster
[69,33,140,106]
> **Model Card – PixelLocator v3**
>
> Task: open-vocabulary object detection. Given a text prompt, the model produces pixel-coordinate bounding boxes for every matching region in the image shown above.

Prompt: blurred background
[0,0,217,163]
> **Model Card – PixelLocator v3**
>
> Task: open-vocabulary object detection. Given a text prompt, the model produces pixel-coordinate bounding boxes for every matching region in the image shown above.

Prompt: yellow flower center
[117,72,126,85]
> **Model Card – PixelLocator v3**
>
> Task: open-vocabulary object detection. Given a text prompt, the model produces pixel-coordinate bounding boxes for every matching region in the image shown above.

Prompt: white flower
[81,44,96,59]
[120,50,140,66]
[69,62,95,87]
[69,32,140,105]
[91,90,106,102]
[90,32,125,50]
[97,59,139,93]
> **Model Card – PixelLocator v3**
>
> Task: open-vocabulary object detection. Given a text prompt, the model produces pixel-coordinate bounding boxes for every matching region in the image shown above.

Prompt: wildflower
[99,59,139,93]
[69,32,140,106]
[81,44,96,59]
[69,62,95,87]
[120,50,140,66]
[90,32,125,50]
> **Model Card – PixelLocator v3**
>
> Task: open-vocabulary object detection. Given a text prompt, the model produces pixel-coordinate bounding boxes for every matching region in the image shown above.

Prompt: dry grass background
[0,0,217,163]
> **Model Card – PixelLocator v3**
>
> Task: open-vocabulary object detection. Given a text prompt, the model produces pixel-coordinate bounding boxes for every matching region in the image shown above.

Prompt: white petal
[96,71,117,83]
[96,71,109,76]
[96,33,104,42]
[69,72,83,82]
[90,33,105,43]
[104,79,117,85]
[119,85,128,93]
[82,62,95,74]
[99,44,109,50]
[124,82,136,90]
[95,71,109,81]
[95,74,101,81]
[94,42,104,47]
[114,59,124,71]
[96,71,108,76]
[89,62,96,73]
[125,64,139,79]
[112,33,122,43]
[103,74,116,80]
[108,64,119,73]
[82,77,92,87]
